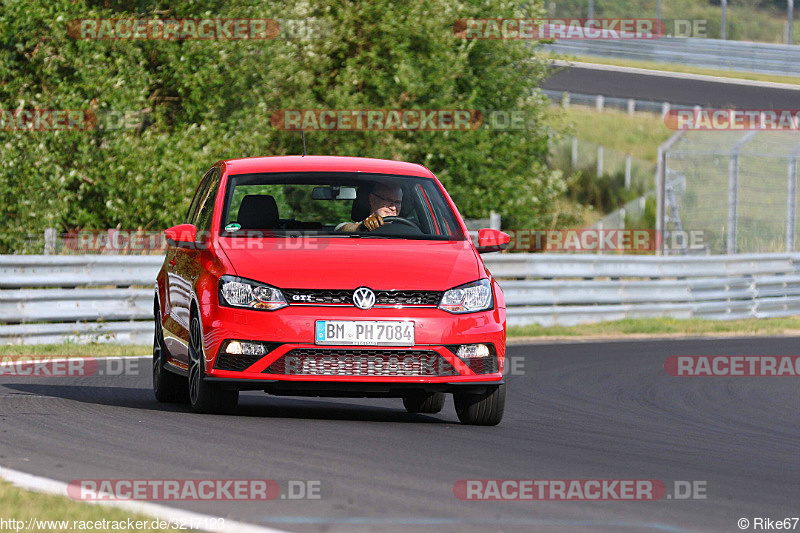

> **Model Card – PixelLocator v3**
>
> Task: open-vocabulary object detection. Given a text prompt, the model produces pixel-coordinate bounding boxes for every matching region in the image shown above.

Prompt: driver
[337,183,403,232]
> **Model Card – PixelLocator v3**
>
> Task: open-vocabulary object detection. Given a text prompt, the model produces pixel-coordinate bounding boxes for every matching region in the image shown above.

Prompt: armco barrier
[0,255,162,345]
[542,37,800,77]
[1,253,799,343]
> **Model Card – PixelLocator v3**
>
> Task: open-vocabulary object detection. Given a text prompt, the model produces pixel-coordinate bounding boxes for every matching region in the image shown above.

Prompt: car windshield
[220,172,465,240]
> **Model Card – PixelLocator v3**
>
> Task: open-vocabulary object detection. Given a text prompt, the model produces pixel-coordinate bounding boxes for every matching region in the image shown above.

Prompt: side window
[195,169,221,235]
[185,170,214,224]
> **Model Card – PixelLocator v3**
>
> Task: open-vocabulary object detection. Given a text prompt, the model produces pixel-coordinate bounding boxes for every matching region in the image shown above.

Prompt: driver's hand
[361,214,383,231]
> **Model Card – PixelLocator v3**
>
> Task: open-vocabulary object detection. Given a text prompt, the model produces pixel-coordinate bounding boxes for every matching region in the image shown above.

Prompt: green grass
[0,480,178,533]
[2,317,797,360]
[547,106,672,164]
[546,53,800,86]
[508,316,800,338]
[0,344,150,357]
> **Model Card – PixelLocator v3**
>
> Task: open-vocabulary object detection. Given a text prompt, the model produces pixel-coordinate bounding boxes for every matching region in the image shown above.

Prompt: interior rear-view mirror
[311,186,357,200]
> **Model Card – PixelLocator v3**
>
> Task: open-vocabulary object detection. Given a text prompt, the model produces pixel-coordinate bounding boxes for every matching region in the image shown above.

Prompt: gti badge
[353,287,376,310]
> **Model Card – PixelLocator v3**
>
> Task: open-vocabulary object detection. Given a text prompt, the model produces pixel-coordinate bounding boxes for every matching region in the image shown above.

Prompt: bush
[0,0,565,252]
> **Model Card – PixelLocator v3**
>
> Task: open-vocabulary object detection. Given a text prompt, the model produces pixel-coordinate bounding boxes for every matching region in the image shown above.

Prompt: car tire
[153,303,187,403]
[453,383,505,426]
[188,313,239,414]
[402,392,446,414]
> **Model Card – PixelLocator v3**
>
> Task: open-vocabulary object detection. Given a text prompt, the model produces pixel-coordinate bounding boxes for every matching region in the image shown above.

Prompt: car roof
[218,156,435,178]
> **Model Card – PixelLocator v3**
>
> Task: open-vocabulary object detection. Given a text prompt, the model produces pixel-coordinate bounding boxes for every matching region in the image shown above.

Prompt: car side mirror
[476,228,510,254]
[165,224,198,248]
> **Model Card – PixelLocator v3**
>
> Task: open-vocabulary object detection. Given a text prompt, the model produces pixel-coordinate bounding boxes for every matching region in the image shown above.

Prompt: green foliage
[549,0,789,43]
[566,165,645,214]
[0,0,564,252]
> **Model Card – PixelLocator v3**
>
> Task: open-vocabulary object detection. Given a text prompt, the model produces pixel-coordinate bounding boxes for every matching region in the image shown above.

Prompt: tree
[0,0,563,252]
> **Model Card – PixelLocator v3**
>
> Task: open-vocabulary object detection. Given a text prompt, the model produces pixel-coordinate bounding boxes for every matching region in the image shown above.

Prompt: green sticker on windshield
[225,223,241,232]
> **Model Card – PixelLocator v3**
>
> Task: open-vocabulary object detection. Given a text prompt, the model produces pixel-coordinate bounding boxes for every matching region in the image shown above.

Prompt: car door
[164,169,215,363]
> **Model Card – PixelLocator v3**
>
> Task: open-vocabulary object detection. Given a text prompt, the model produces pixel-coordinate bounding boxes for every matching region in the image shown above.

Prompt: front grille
[283,289,441,307]
[375,290,441,306]
[214,353,264,371]
[265,349,457,377]
[283,289,353,305]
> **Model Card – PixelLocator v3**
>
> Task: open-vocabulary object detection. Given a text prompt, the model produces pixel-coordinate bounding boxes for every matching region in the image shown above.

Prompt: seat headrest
[237,195,280,230]
[350,185,373,221]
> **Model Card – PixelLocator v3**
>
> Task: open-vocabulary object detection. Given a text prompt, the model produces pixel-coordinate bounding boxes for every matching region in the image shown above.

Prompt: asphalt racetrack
[1,336,798,532]
[543,64,800,109]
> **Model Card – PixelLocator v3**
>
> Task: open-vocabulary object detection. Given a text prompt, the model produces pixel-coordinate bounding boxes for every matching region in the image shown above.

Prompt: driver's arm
[336,214,383,232]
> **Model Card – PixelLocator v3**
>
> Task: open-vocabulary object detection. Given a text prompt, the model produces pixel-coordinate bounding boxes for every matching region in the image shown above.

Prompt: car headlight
[438,279,493,314]
[218,275,287,311]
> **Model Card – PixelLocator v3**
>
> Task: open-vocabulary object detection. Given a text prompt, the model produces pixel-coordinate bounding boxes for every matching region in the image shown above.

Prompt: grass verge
[0,479,178,532]
[2,318,797,358]
[0,344,150,357]
[546,106,671,163]
[508,316,800,339]
[546,53,800,86]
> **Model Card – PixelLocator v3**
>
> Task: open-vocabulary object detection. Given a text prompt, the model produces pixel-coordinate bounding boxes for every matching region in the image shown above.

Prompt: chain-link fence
[662,131,800,254]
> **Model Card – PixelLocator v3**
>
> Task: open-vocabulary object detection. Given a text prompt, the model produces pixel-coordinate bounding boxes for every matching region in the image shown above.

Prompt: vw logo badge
[353,287,376,310]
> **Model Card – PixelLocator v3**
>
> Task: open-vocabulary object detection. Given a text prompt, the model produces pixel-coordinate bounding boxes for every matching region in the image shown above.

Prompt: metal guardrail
[542,37,800,76]
[2,254,800,343]
[0,256,162,345]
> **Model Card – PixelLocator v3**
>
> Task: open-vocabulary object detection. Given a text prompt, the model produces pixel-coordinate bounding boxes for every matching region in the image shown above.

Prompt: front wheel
[188,314,238,414]
[453,384,505,426]
[153,305,187,403]
[403,392,446,414]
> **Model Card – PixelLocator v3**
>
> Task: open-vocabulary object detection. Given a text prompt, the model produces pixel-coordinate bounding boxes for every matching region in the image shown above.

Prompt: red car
[154,156,510,425]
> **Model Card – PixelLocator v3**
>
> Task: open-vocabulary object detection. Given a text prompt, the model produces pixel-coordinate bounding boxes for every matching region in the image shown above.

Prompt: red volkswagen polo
[154,156,510,425]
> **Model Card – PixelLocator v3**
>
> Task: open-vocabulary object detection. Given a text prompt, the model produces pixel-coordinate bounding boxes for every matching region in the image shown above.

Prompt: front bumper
[199,303,506,386]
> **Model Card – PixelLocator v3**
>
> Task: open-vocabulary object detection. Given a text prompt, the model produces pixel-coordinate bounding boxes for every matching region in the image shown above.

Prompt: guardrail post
[788,155,798,251]
[727,132,758,254]
[595,95,604,113]
[597,220,603,255]
[656,131,686,256]
[490,211,501,230]
[661,102,670,118]
[597,145,604,176]
[789,0,795,45]
[624,154,632,189]
[571,136,578,168]
[721,0,727,40]
[43,228,56,255]
[627,98,635,116]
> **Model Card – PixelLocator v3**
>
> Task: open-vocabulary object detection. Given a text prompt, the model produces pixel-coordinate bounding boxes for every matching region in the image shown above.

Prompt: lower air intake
[265,349,457,377]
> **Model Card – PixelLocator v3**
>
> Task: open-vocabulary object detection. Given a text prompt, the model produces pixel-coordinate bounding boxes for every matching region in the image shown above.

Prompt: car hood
[218,237,479,290]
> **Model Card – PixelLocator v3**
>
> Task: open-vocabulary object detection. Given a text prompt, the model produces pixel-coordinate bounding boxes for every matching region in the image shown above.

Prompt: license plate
[315,320,415,346]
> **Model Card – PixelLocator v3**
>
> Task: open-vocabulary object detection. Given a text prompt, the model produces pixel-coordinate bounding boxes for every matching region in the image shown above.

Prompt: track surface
[543,65,800,108]
[1,337,798,532]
